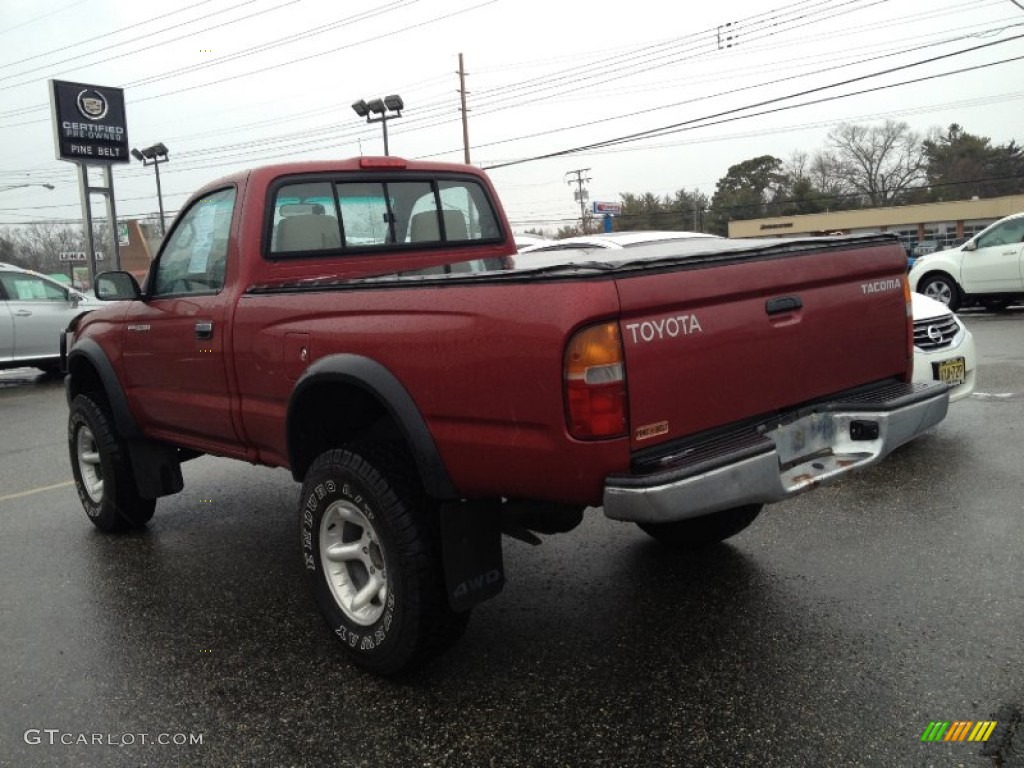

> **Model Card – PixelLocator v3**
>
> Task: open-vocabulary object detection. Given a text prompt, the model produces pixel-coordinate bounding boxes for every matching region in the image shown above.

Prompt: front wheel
[638,504,763,549]
[300,446,469,676]
[68,394,155,533]
[918,273,962,310]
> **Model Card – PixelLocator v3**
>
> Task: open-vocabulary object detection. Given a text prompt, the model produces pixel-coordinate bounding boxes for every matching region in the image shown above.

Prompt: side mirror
[67,289,80,308]
[962,240,976,252]
[95,271,142,301]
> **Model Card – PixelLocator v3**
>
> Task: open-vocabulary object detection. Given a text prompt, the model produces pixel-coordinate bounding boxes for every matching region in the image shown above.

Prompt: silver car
[0,262,93,374]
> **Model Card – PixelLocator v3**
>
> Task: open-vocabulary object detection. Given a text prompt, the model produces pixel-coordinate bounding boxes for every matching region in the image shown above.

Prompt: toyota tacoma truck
[63,157,949,675]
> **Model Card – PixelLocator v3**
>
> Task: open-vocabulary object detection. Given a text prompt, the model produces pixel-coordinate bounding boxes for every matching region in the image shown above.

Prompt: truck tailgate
[615,239,910,451]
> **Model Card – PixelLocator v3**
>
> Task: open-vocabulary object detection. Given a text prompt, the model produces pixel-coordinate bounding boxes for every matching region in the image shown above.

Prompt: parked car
[0,262,93,373]
[513,233,552,251]
[909,212,1024,310]
[517,230,719,253]
[911,292,976,403]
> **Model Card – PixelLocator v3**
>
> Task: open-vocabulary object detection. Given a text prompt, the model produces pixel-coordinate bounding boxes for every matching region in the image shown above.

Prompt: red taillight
[564,322,628,439]
[903,276,914,382]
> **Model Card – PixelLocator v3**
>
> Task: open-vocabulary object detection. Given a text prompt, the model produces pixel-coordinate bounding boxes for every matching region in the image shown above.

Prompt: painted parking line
[0,481,74,504]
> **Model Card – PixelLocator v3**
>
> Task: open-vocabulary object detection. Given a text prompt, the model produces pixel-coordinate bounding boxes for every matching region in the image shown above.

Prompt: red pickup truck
[63,157,949,675]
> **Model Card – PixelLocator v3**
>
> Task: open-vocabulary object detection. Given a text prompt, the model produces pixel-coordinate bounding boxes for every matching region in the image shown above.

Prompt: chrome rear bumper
[603,381,949,523]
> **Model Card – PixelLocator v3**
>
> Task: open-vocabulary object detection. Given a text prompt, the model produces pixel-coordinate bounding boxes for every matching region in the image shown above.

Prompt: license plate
[935,357,965,386]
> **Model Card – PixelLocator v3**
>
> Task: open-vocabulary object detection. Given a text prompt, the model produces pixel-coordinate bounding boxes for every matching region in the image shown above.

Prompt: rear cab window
[267,174,502,258]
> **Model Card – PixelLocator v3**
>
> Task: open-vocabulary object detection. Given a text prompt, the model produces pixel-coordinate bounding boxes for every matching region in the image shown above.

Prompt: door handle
[195,321,214,340]
[13,309,32,317]
[766,296,803,315]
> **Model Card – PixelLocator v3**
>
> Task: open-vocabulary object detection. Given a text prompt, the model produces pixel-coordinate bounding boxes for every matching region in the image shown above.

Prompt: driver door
[120,187,243,452]
[961,217,1024,294]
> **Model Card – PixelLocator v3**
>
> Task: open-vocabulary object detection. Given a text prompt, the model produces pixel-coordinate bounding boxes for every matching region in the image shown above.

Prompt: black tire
[300,445,469,676]
[918,273,962,311]
[68,394,155,533]
[638,504,763,549]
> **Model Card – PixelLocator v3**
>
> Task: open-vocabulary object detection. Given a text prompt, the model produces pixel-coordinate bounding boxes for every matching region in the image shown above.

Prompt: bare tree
[826,120,927,206]
[5,221,115,274]
[809,150,854,204]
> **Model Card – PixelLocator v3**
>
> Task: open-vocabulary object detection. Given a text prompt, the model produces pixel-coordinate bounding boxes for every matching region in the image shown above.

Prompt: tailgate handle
[766,296,802,315]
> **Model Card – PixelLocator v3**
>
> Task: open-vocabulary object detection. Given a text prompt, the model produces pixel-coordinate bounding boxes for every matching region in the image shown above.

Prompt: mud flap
[440,500,505,612]
[127,439,184,499]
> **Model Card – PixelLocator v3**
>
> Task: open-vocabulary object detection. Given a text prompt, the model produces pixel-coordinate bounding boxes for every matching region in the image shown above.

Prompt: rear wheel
[68,394,155,532]
[918,273,962,310]
[301,445,468,676]
[638,504,763,549]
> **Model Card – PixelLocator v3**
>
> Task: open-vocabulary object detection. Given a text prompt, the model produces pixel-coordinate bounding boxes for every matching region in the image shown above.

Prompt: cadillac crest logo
[76,89,108,121]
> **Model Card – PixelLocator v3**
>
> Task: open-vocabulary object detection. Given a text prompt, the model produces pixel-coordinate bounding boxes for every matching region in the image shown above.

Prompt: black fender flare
[66,338,142,439]
[65,339,183,499]
[287,354,458,500]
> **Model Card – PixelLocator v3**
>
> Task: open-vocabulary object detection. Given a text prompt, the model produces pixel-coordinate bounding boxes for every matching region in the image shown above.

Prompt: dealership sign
[592,201,622,215]
[49,80,129,164]
[60,252,105,262]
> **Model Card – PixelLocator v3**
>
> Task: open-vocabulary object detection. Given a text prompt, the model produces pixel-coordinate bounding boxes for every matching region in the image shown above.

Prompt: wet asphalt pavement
[1,310,1022,768]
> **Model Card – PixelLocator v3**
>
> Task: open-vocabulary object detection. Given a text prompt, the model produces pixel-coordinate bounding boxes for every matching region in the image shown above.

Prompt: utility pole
[566,168,591,234]
[457,53,471,164]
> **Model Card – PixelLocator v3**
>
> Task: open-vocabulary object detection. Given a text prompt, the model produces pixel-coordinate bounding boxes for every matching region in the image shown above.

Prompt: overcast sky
[1,0,1022,234]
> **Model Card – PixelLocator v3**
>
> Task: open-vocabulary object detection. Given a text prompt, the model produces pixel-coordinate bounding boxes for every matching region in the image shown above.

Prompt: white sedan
[911,292,976,403]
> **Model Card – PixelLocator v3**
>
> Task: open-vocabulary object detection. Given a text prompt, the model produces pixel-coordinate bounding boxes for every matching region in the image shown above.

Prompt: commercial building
[729,194,1024,252]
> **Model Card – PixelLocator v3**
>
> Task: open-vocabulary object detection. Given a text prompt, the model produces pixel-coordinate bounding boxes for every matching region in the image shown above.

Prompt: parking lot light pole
[351,95,404,156]
[131,142,169,236]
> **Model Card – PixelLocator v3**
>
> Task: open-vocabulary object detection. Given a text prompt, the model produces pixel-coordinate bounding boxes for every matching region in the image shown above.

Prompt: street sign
[117,222,130,246]
[49,80,130,164]
[592,201,622,215]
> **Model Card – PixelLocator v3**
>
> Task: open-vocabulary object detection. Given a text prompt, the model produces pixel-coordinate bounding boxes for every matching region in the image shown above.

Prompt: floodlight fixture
[131,141,171,236]
[350,93,405,156]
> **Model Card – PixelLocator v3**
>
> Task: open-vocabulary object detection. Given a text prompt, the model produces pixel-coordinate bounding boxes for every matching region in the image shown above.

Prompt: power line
[413,26,1018,162]
[0,0,88,37]
[0,0,999,179]
[0,0,223,77]
[482,35,1024,170]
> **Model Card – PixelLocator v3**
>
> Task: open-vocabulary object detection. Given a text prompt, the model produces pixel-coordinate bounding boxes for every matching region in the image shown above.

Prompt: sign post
[49,79,130,284]
[592,201,622,233]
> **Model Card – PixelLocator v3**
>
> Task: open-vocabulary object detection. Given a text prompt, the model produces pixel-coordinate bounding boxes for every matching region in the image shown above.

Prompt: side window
[271,182,341,254]
[0,273,67,302]
[154,187,235,296]
[977,219,1024,249]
